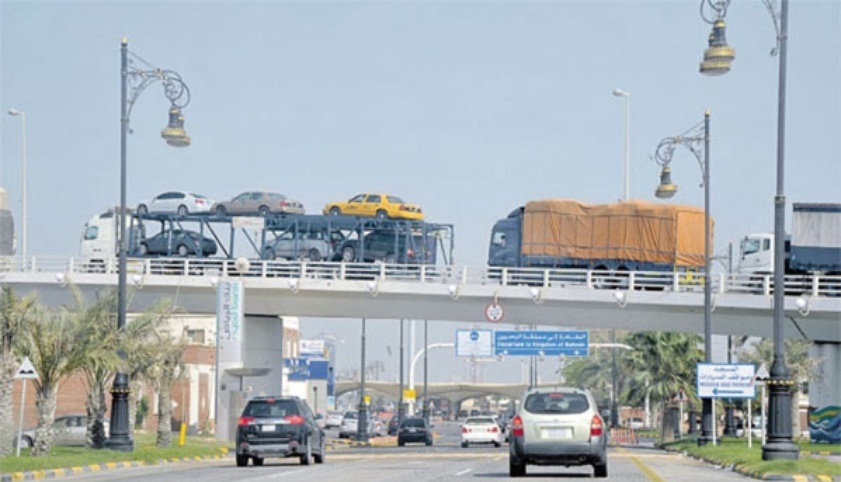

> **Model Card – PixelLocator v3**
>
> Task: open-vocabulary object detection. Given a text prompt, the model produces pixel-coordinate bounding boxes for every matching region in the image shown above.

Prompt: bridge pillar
[216,315,284,442]
[808,342,841,444]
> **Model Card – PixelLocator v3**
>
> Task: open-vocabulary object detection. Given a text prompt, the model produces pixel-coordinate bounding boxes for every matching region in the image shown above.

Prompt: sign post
[14,357,39,456]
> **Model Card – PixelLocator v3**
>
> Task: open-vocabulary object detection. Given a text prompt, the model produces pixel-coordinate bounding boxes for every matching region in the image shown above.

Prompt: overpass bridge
[335,380,531,402]
[1,256,838,341]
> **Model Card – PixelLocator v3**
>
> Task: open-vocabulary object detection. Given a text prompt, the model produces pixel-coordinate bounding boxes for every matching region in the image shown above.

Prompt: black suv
[235,396,325,467]
[332,230,435,264]
[397,417,433,446]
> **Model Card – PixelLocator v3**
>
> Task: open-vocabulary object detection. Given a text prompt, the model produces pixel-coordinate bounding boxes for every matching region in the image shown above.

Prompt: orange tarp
[521,199,713,268]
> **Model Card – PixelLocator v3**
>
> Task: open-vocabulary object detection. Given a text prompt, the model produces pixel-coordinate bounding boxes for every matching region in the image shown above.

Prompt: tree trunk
[156,377,172,447]
[85,377,108,448]
[660,402,676,443]
[792,388,801,439]
[129,379,142,431]
[0,358,17,456]
[32,384,57,456]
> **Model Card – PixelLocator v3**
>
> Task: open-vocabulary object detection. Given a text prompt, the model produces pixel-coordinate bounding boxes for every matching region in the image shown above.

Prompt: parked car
[138,229,217,257]
[324,411,344,429]
[736,415,763,438]
[263,228,345,261]
[235,395,325,467]
[213,191,305,217]
[397,417,432,446]
[626,417,645,430]
[14,414,108,448]
[387,416,400,435]
[509,387,608,478]
[461,416,503,448]
[323,193,424,220]
[137,191,213,215]
[331,230,435,264]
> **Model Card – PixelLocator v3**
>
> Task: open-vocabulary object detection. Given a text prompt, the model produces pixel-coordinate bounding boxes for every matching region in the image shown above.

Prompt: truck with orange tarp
[488,199,712,274]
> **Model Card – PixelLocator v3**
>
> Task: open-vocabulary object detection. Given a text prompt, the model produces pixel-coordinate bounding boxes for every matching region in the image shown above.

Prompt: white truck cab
[738,233,775,274]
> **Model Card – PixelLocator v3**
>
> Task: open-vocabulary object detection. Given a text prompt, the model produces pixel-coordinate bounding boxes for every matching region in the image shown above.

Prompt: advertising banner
[216,280,243,361]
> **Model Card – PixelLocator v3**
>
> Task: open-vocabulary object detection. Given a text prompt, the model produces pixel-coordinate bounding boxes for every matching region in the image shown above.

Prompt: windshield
[401,418,426,427]
[524,392,589,415]
[741,237,762,256]
[243,399,299,418]
[465,417,496,425]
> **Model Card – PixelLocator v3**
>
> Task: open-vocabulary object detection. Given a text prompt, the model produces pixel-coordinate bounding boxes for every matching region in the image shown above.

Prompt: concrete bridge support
[216,315,284,442]
[808,342,841,443]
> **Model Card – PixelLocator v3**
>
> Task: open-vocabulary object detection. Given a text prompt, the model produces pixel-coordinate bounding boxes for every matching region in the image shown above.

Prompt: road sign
[14,357,38,379]
[403,389,416,401]
[697,363,756,398]
[456,329,493,357]
[484,302,504,323]
[494,330,589,357]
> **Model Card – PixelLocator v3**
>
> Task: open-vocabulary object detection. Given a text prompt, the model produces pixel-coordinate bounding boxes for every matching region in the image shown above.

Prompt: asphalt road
[51,422,756,481]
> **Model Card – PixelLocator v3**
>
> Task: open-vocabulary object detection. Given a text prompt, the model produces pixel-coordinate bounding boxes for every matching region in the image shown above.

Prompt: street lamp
[612,89,630,201]
[110,38,191,452]
[652,111,713,446]
[6,109,26,260]
[697,0,798,461]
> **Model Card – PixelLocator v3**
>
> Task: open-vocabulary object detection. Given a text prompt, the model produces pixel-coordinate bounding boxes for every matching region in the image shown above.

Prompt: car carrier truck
[488,199,711,277]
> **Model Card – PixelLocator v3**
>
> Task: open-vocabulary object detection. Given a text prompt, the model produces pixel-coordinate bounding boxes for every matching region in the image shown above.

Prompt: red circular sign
[485,302,505,323]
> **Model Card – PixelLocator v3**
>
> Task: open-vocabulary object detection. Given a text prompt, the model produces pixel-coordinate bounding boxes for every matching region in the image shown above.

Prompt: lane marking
[618,448,667,482]
[455,468,473,476]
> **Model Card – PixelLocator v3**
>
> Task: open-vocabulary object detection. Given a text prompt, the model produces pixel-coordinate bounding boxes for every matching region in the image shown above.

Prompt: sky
[1,0,839,385]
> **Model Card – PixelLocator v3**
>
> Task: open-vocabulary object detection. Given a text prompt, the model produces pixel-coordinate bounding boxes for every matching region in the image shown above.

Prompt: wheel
[305,248,322,261]
[376,209,388,220]
[16,435,33,448]
[236,454,248,467]
[383,253,396,264]
[461,441,468,448]
[137,204,148,215]
[177,205,188,216]
[259,205,271,217]
[329,206,341,216]
[340,246,356,263]
[215,205,227,217]
[177,244,190,256]
[594,462,608,478]
[252,457,264,466]
[299,440,312,465]
[263,249,276,260]
[397,439,404,446]
[509,456,526,477]
[314,439,325,464]
[493,441,501,448]
[139,243,149,256]
[426,439,432,446]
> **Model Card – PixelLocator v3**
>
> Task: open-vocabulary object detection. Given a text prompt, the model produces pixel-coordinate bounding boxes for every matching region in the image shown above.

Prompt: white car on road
[461,416,504,447]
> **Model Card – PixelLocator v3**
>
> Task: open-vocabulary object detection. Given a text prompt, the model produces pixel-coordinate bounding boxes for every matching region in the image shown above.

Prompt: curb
[1,449,230,482]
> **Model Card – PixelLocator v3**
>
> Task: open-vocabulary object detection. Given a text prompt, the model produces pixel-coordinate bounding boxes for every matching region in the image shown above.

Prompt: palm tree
[0,287,35,456]
[17,299,95,455]
[150,331,185,448]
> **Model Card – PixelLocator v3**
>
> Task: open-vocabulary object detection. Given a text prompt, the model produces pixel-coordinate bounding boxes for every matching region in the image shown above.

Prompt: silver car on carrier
[508,387,608,478]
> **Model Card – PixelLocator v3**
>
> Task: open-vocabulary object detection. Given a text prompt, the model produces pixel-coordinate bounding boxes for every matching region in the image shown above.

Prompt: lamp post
[422,320,430,422]
[6,109,26,260]
[652,111,712,446]
[358,317,369,442]
[612,89,630,201]
[697,0,798,461]
[110,38,191,452]
[398,319,405,423]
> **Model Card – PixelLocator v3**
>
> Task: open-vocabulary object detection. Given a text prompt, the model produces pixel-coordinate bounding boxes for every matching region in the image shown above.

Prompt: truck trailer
[488,199,712,277]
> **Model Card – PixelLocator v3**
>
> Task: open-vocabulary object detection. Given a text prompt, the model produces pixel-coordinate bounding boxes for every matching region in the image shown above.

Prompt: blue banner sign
[494,330,589,357]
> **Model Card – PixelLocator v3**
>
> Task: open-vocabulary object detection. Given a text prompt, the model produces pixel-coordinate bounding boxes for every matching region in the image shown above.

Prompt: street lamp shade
[612,89,629,98]
[700,19,736,76]
[655,166,678,199]
[7,108,23,116]
[161,106,191,147]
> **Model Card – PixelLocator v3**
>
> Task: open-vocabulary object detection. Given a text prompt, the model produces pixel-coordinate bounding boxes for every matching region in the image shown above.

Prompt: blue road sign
[494,330,589,357]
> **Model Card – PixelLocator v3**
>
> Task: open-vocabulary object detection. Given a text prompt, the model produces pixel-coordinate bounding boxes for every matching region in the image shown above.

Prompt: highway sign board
[697,363,756,398]
[494,330,589,357]
[456,329,493,357]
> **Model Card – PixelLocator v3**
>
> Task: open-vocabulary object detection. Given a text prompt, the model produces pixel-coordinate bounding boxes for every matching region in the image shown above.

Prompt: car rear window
[344,412,358,420]
[524,392,590,415]
[243,399,300,418]
[465,417,495,425]
[401,418,426,427]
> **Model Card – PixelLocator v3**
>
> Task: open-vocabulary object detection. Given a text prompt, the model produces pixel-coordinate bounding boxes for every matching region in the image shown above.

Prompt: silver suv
[509,387,607,478]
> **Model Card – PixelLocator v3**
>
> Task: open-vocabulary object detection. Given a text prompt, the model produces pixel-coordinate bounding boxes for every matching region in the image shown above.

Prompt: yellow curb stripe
[618,448,667,482]
[816,475,832,482]
[89,465,100,472]
[52,468,66,477]
[11,473,25,482]
[104,462,117,469]
[31,470,46,480]
[792,476,808,482]
[70,467,84,475]
[136,461,146,467]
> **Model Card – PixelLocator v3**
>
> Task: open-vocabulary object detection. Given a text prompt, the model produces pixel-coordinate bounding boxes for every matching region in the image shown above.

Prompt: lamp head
[161,106,191,147]
[7,108,23,116]
[612,89,629,98]
[655,166,678,199]
[700,19,735,76]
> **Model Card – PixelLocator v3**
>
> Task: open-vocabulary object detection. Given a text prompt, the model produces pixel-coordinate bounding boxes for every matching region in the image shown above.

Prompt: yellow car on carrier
[323,193,424,221]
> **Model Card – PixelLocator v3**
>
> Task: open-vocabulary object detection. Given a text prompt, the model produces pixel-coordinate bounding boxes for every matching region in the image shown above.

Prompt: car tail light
[196,199,205,205]
[407,248,415,258]
[590,415,604,437]
[461,426,470,434]
[238,416,256,426]
[490,426,498,433]
[511,416,524,437]
[284,415,305,425]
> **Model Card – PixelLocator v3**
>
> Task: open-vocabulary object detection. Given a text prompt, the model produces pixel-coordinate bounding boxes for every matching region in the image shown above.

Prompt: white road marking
[456,468,473,476]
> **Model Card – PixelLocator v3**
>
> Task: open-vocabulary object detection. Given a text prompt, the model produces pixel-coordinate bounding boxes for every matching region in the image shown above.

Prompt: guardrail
[1,256,839,297]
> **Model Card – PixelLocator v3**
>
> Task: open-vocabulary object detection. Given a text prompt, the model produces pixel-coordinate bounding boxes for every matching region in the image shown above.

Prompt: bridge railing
[1,256,838,297]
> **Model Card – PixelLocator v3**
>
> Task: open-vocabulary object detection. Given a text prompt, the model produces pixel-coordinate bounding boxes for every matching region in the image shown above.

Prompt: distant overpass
[2,256,839,341]
[335,380,531,401]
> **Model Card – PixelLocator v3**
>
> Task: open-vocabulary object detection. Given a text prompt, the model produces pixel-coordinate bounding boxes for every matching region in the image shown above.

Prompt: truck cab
[488,208,522,267]
[737,233,775,274]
